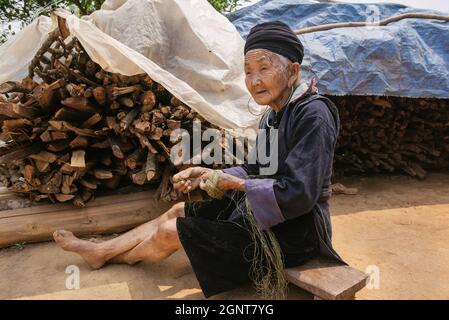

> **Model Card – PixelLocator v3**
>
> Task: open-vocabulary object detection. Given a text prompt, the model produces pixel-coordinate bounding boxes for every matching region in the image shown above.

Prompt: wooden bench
[285,257,368,300]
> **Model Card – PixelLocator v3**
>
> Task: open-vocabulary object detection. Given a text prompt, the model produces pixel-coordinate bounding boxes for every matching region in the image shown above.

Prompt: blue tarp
[228,0,449,98]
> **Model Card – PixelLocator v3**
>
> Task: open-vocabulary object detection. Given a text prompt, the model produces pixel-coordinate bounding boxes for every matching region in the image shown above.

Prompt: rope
[244,198,288,299]
[195,171,289,299]
[202,170,225,199]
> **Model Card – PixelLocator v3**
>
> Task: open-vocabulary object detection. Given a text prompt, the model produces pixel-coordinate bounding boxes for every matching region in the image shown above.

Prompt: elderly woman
[53,21,343,298]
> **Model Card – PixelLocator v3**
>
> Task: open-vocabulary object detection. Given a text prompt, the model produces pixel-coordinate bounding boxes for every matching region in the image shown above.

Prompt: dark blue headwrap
[244,21,304,64]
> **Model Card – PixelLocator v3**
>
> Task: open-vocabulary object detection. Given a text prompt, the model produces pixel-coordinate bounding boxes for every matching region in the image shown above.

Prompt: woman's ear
[288,63,301,88]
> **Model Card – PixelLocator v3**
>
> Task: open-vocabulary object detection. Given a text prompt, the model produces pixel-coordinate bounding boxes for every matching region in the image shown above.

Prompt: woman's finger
[183,185,192,194]
[173,181,187,191]
[199,175,208,191]
[173,168,192,182]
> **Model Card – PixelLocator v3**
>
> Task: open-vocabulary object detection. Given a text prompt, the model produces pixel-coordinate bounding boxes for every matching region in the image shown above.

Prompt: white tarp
[0,0,262,130]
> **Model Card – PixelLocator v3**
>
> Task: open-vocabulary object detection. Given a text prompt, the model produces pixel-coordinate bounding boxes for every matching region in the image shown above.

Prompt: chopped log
[110,101,120,110]
[409,162,427,180]
[149,127,164,140]
[70,136,89,149]
[49,120,96,137]
[61,174,74,194]
[118,97,134,108]
[145,152,157,181]
[61,97,97,114]
[56,153,71,165]
[167,119,181,130]
[92,87,106,105]
[29,151,57,163]
[81,113,102,128]
[106,116,120,134]
[54,60,100,87]
[156,140,170,158]
[40,130,68,142]
[155,165,172,201]
[35,160,51,173]
[72,195,85,208]
[55,194,75,202]
[2,119,33,130]
[79,178,98,190]
[109,137,125,159]
[65,83,85,97]
[38,171,62,194]
[111,85,142,98]
[0,81,27,94]
[170,96,183,107]
[53,107,86,121]
[60,163,74,174]
[159,106,171,116]
[133,119,151,134]
[71,150,86,168]
[90,139,111,149]
[32,79,65,108]
[47,140,70,153]
[0,102,41,119]
[22,164,35,182]
[141,91,157,112]
[131,169,147,185]
[139,74,153,88]
[116,111,127,121]
[93,169,113,180]
[120,108,140,131]
[135,132,158,154]
[125,149,143,170]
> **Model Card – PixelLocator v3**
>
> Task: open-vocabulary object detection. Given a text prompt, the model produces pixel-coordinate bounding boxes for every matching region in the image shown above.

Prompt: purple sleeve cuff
[245,178,285,230]
[223,166,248,179]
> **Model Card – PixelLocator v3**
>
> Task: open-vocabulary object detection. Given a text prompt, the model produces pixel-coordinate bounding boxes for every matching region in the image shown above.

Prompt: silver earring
[246,95,269,116]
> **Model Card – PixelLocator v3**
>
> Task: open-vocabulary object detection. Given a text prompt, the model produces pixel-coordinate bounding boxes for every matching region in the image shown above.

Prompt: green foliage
[0,0,243,44]
[208,0,241,13]
[12,242,26,250]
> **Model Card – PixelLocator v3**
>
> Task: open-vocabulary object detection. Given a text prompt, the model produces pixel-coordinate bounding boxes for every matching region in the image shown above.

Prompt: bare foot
[53,230,106,270]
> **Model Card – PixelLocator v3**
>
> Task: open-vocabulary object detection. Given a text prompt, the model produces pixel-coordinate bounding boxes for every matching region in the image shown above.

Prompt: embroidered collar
[266,78,317,128]
[290,78,318,104]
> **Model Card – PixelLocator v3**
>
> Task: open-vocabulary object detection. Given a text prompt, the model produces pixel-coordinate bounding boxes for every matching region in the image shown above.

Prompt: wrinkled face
[244,49,298,106]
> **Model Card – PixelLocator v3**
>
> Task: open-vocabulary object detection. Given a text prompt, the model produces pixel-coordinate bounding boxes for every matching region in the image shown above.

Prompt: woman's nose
[251,74,262,87]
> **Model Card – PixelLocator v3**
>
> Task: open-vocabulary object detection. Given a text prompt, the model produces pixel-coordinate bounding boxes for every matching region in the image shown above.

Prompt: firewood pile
[0,30,220,206]
[332,95,449,179]
[0,27,448,207]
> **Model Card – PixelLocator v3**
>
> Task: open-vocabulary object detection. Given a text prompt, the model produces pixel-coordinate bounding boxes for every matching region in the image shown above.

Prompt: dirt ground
[0,173,448,300]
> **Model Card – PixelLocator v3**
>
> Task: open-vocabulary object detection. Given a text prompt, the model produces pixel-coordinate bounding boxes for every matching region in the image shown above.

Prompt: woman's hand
[172,167,211,193]
[200,171,246,193]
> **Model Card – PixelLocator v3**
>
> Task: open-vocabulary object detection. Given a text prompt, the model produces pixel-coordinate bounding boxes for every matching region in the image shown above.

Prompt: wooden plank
[0,189,156,219]
[0,187,15,200]
[284,257,368,300]
[0,190,173,248]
